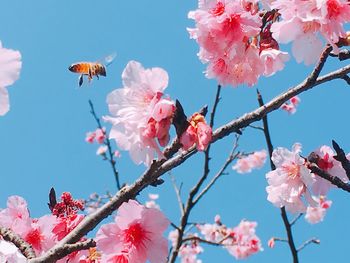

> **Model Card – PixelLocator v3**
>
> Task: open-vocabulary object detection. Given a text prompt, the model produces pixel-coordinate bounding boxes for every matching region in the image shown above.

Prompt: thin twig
[248,124,265,131]
[193,137,240,205]
[272,237,288,243]
[257,90,299,263]
[297,238,320,252]
[290,213,303,226]
[30,63,350,263]
[89,100,121,190]
[170,173,185,216]
[341,75,350,85]
[182,234,230,247]
[170,222,180,231]
[209,85,222,128]
[0,226,36,259]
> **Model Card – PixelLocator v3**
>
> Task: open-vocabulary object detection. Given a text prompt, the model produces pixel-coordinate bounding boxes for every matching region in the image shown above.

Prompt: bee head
[99,66,106,77]
[68,64,76,72]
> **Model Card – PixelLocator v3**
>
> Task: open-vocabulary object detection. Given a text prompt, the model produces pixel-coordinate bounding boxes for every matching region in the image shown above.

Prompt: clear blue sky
[0,1,349,262]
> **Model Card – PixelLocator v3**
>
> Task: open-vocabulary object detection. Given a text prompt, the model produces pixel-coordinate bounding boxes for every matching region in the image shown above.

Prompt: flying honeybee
[68,53,116,87]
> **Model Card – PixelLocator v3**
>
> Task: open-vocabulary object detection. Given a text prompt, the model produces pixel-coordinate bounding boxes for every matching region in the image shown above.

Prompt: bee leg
[88,68,92,82]
[78,75,83,87]
[96,75,99,80]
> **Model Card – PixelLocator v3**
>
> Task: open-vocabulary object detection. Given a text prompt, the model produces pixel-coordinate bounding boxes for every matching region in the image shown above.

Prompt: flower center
[283,163,300,179]
[210,2,225,17]
[317,153,334,170]
[25,228,43,251]
[327,0,341,19]
[124,223,148,247]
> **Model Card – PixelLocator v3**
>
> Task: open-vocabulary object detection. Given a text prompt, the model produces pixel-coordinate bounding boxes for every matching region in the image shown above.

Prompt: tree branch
[0,226,36,259]
[36,239,95,263]
[170,174,185,217]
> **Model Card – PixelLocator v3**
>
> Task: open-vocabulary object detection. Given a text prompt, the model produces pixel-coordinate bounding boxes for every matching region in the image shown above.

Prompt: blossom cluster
[269,0,350,65]
[232,150,267,174]
[266,143,348,220]
[197,216,262,259]
[280,96,300,114]
[188,0,350,86]
[0,193,88,262]
[105,61,212,166]
[105,61,176,166]
[188,0,289,87]
[169,215,262,261]
[180,112,212,151]
[0,194,170,263]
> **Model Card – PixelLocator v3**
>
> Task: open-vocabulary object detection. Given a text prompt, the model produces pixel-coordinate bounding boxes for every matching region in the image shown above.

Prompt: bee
[68,53,116,87]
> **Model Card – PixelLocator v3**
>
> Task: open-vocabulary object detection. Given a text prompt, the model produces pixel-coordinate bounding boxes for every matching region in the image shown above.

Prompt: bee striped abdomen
[68,63,91,75]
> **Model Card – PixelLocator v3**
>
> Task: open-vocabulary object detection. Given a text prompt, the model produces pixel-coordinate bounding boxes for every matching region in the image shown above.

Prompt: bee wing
[103,52,117,67]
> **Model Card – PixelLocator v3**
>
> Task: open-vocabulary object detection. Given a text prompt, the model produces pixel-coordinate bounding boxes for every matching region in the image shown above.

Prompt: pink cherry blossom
[145,193,160,210]
[0,240,27,263]
[270,0,350,65]
[232,150,267,174]
[0,41,22,116]
[188,0,266,87]
[95,128,107,144]
[85,131,96,143]
[178,240,203,263]
[225,220,262,260]
[260,48,290,76]
[197,217,262,260]
[114,150,121,158]
[180,113,212,151]
[169,230,203,263]
[0,196,31,237]
[24,215,57,256]
[96,199,169,263]
[305,196,332,224]
[280,96,300,114]
[312,145,349,195]
[96,145,108,156]
[266,143,317,213]
[105,61,175,166]
[197,222,225,243]
[268,238,275,248]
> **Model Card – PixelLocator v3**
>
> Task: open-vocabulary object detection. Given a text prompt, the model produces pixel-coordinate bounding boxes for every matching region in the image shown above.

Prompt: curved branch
[29,63,350,263]
[0,226,36,259]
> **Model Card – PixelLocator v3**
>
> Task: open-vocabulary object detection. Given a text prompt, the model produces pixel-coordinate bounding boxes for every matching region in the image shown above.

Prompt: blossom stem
[209,84,221,128]
[297,238,320,252]
[88,100,121,190]
[290,213,303,226]
[193,137,240,205]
